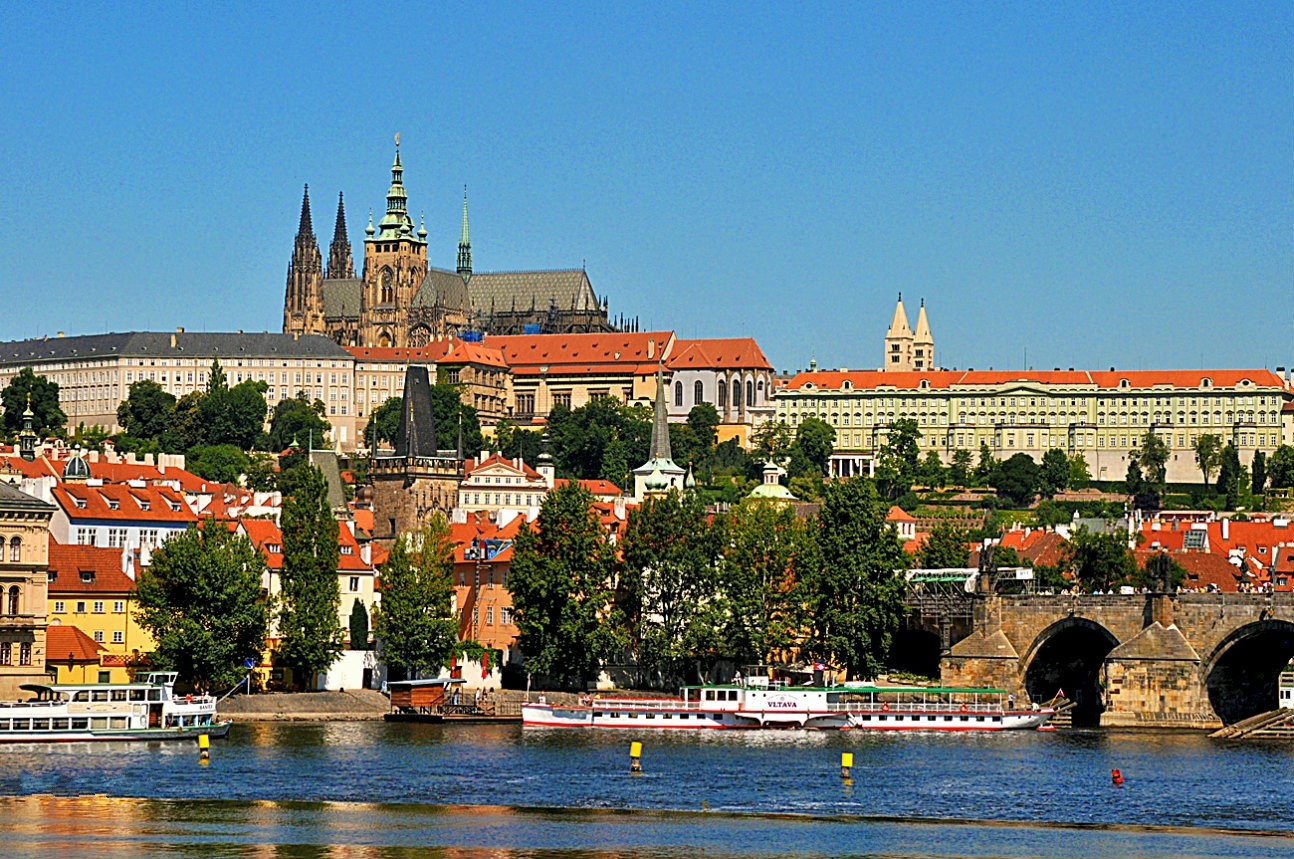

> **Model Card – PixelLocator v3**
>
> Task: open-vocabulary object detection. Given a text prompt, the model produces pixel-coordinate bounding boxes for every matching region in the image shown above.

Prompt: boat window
[90,718,109,730]
[32,719,49,731]
[13,719,30,730]
[52,719,69,730]
[646,713,655,719]
[130,690,147,702]
[73,691,90,702]
[976,716,985,722]
[0,720,8,730]
[704,690,713,701]
[960,716,969,721]
[91,691,109,703]
[110,717,128,729]
[111,690,128,702]
[878,715,887,721]
[148,690,161,701]
[71,718,89,730]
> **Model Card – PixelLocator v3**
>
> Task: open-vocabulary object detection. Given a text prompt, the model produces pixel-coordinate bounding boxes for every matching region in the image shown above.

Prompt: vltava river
[2,721,1293,857]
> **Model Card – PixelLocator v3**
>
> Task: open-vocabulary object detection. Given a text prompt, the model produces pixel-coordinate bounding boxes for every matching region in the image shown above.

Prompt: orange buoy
[1111,768,1124,787]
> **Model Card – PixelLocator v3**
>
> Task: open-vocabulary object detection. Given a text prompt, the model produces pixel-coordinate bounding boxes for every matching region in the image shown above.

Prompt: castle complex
[283,142,617,348]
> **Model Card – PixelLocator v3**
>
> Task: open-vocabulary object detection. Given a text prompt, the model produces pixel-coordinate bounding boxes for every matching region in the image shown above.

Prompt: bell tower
[360,135,428,348]
[284,185,324,336]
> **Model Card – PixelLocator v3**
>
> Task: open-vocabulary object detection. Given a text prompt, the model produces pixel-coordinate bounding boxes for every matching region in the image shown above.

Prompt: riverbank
[218,689,389,721]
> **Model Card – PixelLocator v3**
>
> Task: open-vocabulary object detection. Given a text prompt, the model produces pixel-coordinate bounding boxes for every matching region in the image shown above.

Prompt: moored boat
[522,677,1053,731]
[0,672,230,743]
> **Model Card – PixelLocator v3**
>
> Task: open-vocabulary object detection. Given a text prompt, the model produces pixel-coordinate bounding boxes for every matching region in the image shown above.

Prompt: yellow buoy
[629,741,643,773]
[840,752,853,779]
[198,732,211,761]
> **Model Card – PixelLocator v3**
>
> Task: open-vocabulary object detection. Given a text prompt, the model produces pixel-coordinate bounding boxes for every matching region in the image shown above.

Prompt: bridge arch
[888,627,942,679]
[1021,616,1119,728]
[1202,619,1294,724]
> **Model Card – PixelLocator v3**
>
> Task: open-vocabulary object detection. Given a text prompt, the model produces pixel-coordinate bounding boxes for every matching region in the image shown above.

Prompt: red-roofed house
[458,453,551,520]
[666,338,776,445]
[47,483,198,558]
[554,478,622,502]
[46,539,151,683]
[44,625,106,683]
[451,513,522,675]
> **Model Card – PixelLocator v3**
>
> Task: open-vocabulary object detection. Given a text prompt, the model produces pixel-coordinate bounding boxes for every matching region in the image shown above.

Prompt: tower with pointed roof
[327,192,355,279]
[360,138,429,348]
[457,187,472,276]
[882,294,915,372]
[632,365,686,500]
[283,185,325,336]
[912,298,935,371]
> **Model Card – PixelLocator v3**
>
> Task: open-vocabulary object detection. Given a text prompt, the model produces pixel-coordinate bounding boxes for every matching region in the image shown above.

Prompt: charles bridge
[902,568,1294,728]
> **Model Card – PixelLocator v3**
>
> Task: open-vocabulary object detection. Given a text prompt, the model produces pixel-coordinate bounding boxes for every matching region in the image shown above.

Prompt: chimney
[1222,518,1230,541]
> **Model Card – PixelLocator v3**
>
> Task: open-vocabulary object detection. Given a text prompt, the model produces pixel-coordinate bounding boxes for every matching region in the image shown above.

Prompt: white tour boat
[522,676,1054,731]
[0,672,230,743]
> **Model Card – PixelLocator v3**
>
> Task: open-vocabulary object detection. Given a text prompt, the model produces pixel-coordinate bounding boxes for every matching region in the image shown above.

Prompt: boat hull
[521,703,1051,731]
[0,720,232,744]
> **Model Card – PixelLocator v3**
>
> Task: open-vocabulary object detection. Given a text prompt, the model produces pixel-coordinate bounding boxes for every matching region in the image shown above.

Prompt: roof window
[80,570,95,583]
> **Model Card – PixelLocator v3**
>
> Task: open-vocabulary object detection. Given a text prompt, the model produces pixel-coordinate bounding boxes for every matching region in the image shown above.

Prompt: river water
[2,721,1293,858]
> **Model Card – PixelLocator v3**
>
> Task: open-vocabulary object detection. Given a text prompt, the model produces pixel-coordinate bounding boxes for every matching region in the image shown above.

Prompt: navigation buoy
[1111,768,1123,787]
[840,752,853,781]
[630,741,642,773]
[198,732,210,763]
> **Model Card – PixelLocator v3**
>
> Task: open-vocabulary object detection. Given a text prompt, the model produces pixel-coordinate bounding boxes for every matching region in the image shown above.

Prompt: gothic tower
[360,138,428,348]
[882,293,914,372]
[284,185,324,336]
[327,192,355,279]
[456,186,472,276]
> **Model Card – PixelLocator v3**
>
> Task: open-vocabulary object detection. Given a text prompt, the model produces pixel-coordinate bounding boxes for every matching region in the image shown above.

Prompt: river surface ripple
[1,721,1291,858]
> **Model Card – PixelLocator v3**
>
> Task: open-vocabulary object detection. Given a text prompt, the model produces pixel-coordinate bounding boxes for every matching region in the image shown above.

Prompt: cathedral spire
[327,192,355,279]
[297,184,314,238]
[457,186,472,276]
[649,362,672,463]
[378,135,415,240]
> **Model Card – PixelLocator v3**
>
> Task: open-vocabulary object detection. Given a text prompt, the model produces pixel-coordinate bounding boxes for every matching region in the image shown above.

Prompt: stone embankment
[219,689,389,721]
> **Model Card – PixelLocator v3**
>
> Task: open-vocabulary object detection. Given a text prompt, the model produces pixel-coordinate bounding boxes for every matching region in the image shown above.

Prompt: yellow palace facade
[776,368,1292,484]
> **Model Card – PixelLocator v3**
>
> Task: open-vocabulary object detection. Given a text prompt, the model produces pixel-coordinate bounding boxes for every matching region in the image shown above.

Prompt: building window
[113,631,124,644]
[674,381,684,407]
[93,631,104,643]
[0,642,9,665]
[93,601,104,614]
[53,601,65,614]
[694,380,704,405]
[19,642,30,665]
[349,576,360,592]
[6,586,18,615]
[76,601,86,613]
[113,601,125,613]
[746,380,754,407]
[501,607,512,625]
[486,607,493,625]
[8,537,19,562]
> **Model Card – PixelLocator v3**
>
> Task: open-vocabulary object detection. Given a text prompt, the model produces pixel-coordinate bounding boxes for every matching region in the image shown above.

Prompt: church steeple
[297,183,314,238]
[631,359,685,500]
[649,364,672,463]
[327,192,355,279]
[284,184,323,333]
[883,293,915,372]
[912,298,935,371]
[377,135,418,241]
[457,186,472,276]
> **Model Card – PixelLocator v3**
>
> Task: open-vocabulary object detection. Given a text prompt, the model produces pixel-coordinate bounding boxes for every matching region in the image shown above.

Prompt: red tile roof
[346,339,508,368]
[451,512,524,563]
[782,368,1288,392]
[52,484,199,524]
[485,331,675,376]
[47,540,137,593]
[238,519,284,570]
[46,625,106,663]
[554,478,621,497]
[463,454,543,481]
[667,338,772,371]
[1135,550,1243,592]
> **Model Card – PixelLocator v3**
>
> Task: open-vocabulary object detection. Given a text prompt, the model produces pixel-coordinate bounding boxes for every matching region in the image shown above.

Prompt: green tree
[1131,431,1169,509]
[548,399,650,480]
[497,421,543,463]
[508,483,617,688]
[918,450,947,489]
[599,436,630,488]
[975,441,998,486]
[686,403,721,450]
[1068,453,1092,488]
[919,522,970,568]
[277,464,343,688]
[116,380,176,442]
[200,379,268,451]
[618,491,722,684]
[348,599,370,650]
[876,418,921,499]
[749,420,793,465]
[1065,527,1136,592]
[719,499,808,666]
[1252,450,1268,497]
[269,392,330,451]
[1,368,66,437]
[430,383,484,455]
[373,517,458,677]
[134,525,270,692]
[186,444,252,484]
[1193,433,1223,491]
[162,390,205,453]
[991,453,1041,507]
[1268,445,1294,490]
[1216,442,1246,510]
[1033,499,1070,528]
[796,478,907,680]
[1039,448,1070,498]
[365,396,403,448]
[795,417,836,477]
[950,449,973,487]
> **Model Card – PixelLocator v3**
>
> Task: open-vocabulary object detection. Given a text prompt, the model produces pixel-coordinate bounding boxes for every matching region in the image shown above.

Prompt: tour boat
[0,672,230,743]
[522,677,1054,731]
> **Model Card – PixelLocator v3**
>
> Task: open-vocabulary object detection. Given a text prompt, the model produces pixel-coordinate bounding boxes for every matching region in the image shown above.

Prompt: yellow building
[46,540,151,683]
[0,483,55,698]
[778,368,1291,484]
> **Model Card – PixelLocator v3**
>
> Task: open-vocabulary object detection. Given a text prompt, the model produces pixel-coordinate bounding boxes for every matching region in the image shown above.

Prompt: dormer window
[73,497,87,509]
[341,545,354,555]
[137,499,150,511]
[266,544,281,554]
[167,500,180,511]
[107,498,119,510]
[80,570,95,584]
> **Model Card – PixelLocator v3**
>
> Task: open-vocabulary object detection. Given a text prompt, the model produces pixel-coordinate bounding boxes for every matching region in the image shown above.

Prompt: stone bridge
[902,589,1294,729]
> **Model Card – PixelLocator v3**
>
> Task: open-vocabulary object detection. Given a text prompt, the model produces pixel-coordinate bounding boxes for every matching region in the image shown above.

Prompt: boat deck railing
[828,701,1004,714]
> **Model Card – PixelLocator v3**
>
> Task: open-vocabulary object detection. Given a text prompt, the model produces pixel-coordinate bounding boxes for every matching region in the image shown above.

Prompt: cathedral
[882,294,935,372]
[283,143,618,347]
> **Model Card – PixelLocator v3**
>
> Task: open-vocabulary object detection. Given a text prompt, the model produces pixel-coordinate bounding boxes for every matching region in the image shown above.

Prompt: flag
[481,650,489,679]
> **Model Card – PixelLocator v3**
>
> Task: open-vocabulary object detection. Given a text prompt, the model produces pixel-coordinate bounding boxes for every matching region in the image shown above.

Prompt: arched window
[6,586,17,616]
[674,381,683,407]
[746,380,754,407]
[694,380,704,405]
[8,537,18,563]
[379,267,395,305]
[732,380,741,408]
[718,382,727,408]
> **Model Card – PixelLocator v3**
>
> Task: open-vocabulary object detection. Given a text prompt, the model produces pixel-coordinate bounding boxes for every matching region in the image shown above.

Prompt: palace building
[283,142,618,349]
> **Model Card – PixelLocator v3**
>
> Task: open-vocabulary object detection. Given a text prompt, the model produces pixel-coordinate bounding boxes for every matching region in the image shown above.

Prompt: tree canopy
[991,453,1041,507]
[116,380,176,442]
[269,392,330,451]
[276,464,343,687]
[875,419,920,499]
[2,368,66,437]
[134,525,270,692]
[547,399,650,482]
[374,516,458,678]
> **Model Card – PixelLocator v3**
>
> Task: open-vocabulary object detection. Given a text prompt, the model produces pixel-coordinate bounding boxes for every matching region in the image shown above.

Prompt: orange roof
[554,478,621,497]
[885,505,916,522]
[782,368,1288,392]
[238,519,284,570]
[1135,550,1242,592]
[667,338,772,371]
[346,339,508,368]
[47,539,137,593]
[485,331,674,376]
[46,625,105,663]
[451,512,523,563]
[351,507,375,538]
[52,484,198,524]
[463,453,544,481]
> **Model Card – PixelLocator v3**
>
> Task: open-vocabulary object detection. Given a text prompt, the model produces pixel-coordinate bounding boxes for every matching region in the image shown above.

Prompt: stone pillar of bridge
[941,543,1027,698]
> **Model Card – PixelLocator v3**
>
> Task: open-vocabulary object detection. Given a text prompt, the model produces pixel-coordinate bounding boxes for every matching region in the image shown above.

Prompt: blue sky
[0,3,1290,374]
